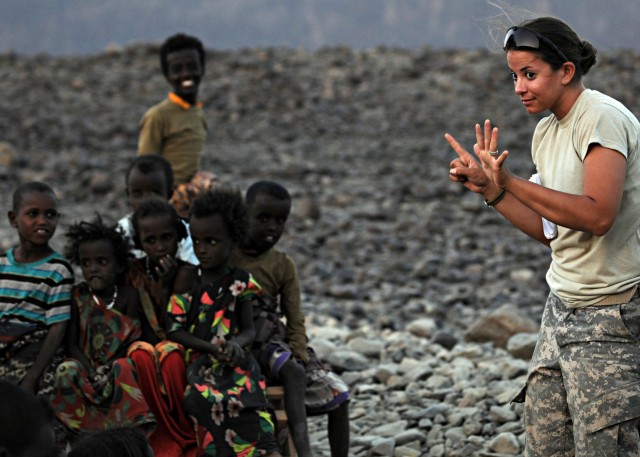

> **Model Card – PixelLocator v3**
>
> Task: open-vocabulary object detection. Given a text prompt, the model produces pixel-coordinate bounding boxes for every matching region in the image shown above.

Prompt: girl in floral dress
[49,216,154,436]
[167,187,281,457]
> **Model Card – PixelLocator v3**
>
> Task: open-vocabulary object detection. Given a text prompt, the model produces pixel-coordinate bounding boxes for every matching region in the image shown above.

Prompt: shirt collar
[168,92,203,109]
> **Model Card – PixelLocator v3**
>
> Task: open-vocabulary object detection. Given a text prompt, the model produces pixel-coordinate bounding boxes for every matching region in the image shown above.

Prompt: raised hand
[154,254,177,284]
[446,119,510,195]
[473,119,511,189]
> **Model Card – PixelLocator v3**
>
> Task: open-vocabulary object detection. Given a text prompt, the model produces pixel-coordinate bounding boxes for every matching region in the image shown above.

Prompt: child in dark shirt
[137,33,217,218]
[230,181,350,457]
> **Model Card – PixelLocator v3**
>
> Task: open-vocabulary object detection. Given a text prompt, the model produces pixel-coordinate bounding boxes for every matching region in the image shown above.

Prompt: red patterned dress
[49,283,155,433]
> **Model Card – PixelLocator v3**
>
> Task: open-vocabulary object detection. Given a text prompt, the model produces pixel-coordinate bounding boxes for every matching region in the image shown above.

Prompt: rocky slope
[2,45,640,456]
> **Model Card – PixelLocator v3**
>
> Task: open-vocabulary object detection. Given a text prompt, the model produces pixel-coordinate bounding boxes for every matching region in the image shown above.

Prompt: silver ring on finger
[489,150,499,157]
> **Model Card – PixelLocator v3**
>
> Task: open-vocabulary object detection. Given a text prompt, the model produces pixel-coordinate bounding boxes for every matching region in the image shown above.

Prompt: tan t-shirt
[138,93,208,184]
[229,246,308,361]
[532,89,640,307]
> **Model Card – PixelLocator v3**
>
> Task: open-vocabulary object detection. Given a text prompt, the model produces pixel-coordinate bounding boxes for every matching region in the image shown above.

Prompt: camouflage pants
[521,292,640,456]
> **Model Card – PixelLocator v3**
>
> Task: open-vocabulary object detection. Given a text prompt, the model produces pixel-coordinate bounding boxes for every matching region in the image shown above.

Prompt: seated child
[118,154,197,265]
[0,181,73,396]
[167,187,282,457]
[125,197,198,457]
[138,33,217,218]
[49,216,154,435]
[230,181,350,457]
[0,379,57,457]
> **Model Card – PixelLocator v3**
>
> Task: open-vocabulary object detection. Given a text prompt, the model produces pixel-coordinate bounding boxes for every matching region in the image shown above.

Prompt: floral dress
[167,267,279,457]
[49,283,155,433]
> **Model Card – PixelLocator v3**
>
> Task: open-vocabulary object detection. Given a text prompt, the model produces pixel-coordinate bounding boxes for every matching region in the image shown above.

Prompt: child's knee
[127,340,155,359]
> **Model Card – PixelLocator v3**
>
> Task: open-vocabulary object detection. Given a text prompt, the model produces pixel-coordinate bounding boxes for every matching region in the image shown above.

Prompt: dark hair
[67,427,151,457]
[131,197,187,249]
[245,180,291,206]
[0,380,55,455]
[12,181,57,211]
[125,154,174,199]
[190,187,247,245]
[64,214,131,273]
[160,33,205,77]
[505,17,597,82]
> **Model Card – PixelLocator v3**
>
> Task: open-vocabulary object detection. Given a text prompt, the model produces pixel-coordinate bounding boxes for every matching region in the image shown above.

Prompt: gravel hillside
[2,45,640,456]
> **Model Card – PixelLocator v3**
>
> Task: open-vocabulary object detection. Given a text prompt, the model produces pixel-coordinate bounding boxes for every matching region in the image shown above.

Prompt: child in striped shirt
[0,181,74,395]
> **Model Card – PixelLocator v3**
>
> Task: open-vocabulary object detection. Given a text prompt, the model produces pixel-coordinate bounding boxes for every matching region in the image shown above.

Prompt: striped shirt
[0,249,73,328]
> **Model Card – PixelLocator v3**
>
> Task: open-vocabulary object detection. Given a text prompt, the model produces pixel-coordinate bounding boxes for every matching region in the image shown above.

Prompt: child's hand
[222,340,245,365]
[91,365,110,390]
[155,254,177,282]
[209,335,226,360]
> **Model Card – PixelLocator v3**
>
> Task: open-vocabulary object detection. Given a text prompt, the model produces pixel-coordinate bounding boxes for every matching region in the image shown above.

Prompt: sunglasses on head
[503,26,569,63]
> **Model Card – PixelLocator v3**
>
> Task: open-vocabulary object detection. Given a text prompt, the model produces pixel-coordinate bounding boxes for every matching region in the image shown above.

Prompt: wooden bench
[266,385,296,456]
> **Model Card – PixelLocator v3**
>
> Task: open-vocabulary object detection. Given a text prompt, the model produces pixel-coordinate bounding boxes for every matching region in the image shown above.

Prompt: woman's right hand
[446,132,493,195]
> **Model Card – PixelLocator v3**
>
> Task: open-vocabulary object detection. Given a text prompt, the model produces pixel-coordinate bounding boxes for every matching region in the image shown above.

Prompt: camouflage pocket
[619,298,640,340]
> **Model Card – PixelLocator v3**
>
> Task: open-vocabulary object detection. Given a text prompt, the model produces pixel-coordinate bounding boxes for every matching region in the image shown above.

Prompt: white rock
[371,437,395,456]
[406,317,438,338]
[489,432,521,455]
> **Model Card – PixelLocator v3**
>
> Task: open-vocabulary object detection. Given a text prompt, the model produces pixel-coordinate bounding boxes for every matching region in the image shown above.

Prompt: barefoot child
[126,197,198,457]
[0,181,73,395]
[230,181,350,457]
[49,215,154,436]
[167,187,282,457]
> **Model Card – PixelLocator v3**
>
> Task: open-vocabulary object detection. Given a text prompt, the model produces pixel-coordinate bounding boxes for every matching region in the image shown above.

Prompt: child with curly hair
[167,187,281,457]
[49,215,154,436]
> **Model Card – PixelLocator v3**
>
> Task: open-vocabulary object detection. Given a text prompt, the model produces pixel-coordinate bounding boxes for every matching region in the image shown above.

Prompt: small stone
[489,432,521,455]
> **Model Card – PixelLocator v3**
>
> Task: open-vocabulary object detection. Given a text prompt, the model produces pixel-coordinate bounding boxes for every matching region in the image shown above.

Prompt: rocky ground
[2,44,640,456]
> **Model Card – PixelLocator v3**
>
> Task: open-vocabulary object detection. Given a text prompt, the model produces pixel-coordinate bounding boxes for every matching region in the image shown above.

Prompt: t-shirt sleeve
[279,255,308,362]
[575,102,637,160]
[46,260,74,325]
[138,108,164,154]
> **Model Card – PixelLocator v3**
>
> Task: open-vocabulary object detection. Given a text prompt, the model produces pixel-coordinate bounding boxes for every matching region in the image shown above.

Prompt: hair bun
[579,40,597,75]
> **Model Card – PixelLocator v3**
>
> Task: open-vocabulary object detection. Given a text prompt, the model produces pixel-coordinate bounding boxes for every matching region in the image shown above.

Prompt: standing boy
[230,181,350,457]
[138,33,216,218]
[0,181,74,395]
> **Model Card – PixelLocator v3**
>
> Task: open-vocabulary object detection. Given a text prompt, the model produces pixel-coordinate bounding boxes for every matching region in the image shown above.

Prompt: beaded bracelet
[484,188,506,207]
